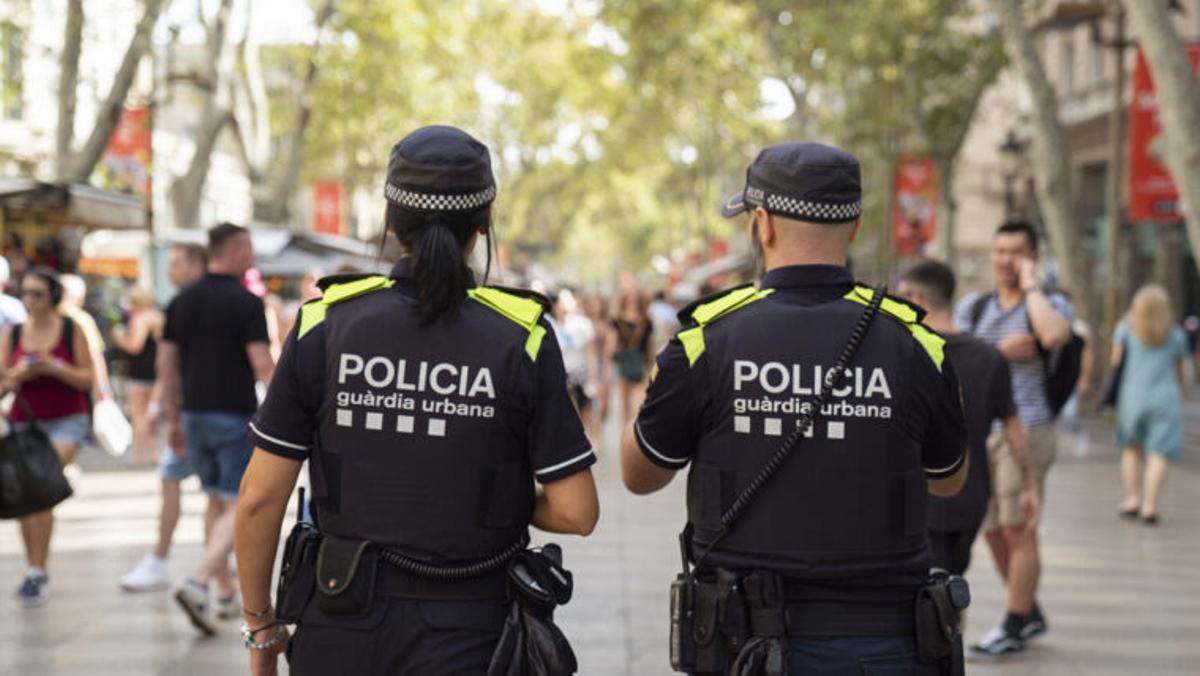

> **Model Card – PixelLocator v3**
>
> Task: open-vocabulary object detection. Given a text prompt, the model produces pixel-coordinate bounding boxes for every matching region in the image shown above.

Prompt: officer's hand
[248,627,289,676]
[998,334,1038,362]
[169,420,188,459]
[1018,488,1040,531]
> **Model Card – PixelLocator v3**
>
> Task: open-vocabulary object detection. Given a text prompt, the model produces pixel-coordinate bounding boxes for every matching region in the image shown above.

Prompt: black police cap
[721,142,862,224]
[384,125,497,213]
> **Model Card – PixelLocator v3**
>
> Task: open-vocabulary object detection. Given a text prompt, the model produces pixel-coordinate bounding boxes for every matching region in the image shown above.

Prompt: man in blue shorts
[159,225,275,635]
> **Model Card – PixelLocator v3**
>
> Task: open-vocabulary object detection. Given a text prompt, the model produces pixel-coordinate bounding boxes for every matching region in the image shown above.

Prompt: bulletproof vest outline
[677,284,936,580]
[302,276,548,557]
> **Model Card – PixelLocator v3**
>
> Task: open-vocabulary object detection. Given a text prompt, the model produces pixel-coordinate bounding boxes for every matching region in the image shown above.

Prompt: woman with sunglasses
[1,266,94,606]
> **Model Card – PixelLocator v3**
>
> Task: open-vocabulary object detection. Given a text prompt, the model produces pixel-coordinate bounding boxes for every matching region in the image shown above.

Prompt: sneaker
[119,555,170,593]
[174,579,217,636]
[970,624,1026,659]
[1020,603,1048,642]
[215,591,241,620]
[16,572,49,608]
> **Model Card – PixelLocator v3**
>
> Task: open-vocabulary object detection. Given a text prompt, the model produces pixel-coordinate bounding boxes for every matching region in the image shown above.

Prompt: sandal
[1118,508,1139,520]
[1141,514,1159,526]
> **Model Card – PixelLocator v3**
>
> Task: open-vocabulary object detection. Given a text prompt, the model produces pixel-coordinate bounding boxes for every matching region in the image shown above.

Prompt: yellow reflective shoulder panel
[323,275,395,304]
[525,324,547,361]
[467,288,543,330]
[296,301,326,340]
[909,323,946,371]
[843,286,944,371]
[677,286,773,365]
[691,287,774,326]
[678,326,705,366]
[468,287,548,361]
[296,276,395,340]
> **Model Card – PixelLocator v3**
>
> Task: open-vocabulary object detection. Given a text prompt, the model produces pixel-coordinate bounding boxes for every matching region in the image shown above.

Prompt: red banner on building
[892,156,938,256]
[1129,45,1200,222]
[96,106,152,200]
[312,181,344,235]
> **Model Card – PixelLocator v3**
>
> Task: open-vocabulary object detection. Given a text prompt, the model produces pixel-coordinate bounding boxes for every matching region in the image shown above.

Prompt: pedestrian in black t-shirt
[898,261,1038,584]
[159,223,275,635]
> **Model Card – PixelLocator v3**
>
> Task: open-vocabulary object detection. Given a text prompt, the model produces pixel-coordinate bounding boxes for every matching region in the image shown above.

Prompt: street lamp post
[998,129,1027,221]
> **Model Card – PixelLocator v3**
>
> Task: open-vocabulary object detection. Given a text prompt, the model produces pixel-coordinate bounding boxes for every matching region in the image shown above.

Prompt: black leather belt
[377,561,509,602]
[785,599,915,637]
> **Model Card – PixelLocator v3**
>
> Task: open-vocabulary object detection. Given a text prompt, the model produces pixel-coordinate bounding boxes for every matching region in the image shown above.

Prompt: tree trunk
[54,0,83,179]
[1124,1,1200,270]
[169,0,235,229]
[63,0,168,183]
[990,0,1089,315]
[170,109,232,229]
[252,0,338,225]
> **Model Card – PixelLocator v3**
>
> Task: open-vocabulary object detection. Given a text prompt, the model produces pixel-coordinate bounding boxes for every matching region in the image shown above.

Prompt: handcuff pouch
[315,534,377,618]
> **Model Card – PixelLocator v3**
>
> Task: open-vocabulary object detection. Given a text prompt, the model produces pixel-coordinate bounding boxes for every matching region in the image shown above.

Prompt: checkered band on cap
[747,190,862,223]
[384,182,496,212]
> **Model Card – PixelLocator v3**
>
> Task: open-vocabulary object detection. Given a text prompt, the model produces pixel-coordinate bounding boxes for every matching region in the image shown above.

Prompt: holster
[275,521,321,623]
[487,544,578,676]
[314,534,378,618]
[683,568,748,676]
[729,571,789,676]
[914,572,969,676]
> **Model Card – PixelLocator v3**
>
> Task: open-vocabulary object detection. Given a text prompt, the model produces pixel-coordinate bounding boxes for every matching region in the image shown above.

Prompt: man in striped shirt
[953,221,1074,658]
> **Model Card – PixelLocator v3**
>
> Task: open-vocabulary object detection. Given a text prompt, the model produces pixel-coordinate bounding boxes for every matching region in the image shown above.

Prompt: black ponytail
[388,203,491,323]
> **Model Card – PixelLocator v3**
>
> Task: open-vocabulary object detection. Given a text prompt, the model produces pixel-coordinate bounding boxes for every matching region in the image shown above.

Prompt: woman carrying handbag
[1,267,94,606]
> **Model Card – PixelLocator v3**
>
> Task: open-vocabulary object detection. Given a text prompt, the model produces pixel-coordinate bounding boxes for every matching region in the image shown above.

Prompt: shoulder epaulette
[466,286,549,361]
[485,285,552,314]
[676,284,774,366]
[315,272,379,292]
[843,284,945,371]
[298,274,396,339]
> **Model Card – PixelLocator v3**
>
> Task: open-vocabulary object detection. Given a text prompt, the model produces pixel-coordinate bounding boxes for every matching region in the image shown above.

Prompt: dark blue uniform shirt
[249,260,595,561]
[635,265,966,603]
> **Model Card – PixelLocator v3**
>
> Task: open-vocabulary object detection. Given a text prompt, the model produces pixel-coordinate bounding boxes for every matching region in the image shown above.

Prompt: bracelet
[243,603,274,619]
[241,621,286,651]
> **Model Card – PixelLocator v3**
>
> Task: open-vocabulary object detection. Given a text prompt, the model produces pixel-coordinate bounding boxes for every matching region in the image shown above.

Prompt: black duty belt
[378,562,509,601]
[785,599,915,637]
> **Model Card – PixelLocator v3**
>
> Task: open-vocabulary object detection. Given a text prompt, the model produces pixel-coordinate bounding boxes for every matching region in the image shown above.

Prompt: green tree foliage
[285,0,1005,283]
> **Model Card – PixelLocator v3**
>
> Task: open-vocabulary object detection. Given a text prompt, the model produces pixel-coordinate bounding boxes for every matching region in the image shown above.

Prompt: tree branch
[63,0,167,183]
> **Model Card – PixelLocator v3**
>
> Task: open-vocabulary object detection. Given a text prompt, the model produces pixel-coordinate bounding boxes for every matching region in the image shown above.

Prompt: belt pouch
[691,569,745,676]
[914,583,956,666]
[276,522,320,623]
[315,534,377,617]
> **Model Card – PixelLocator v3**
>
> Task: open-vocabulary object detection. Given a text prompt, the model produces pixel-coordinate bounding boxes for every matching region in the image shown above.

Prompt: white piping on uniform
[635,421,688,466]
[924,451,965,476]
[535,449,595,476]
[249,422,309,451]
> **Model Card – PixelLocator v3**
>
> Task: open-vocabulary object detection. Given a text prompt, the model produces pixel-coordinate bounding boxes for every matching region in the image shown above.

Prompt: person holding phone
[1,267,94,607]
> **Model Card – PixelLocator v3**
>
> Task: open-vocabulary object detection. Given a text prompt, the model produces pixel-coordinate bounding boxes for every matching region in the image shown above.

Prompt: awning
[0,178,146,230]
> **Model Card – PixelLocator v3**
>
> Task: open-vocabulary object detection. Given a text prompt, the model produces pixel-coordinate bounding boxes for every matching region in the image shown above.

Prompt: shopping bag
[92,398,132,457]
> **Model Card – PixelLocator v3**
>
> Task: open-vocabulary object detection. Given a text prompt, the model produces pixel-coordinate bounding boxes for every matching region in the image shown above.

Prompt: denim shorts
[181,412,254,502]
[14,413,92,448]
[159,444,197,482]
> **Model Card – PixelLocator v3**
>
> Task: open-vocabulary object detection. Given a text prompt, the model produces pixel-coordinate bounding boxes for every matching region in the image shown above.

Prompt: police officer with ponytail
[233,125,599,676]
[621,142,969,675]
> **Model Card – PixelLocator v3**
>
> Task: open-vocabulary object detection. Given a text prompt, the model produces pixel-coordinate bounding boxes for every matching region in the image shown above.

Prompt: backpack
[969,293,1084,418]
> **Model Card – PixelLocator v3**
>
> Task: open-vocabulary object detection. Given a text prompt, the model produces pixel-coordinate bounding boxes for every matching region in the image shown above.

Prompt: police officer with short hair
[621,142,968,674]
[234,125,599,676]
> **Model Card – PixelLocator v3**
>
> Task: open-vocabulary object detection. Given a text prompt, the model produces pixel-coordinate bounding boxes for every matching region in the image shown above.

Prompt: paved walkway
[2,408,1199,674]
